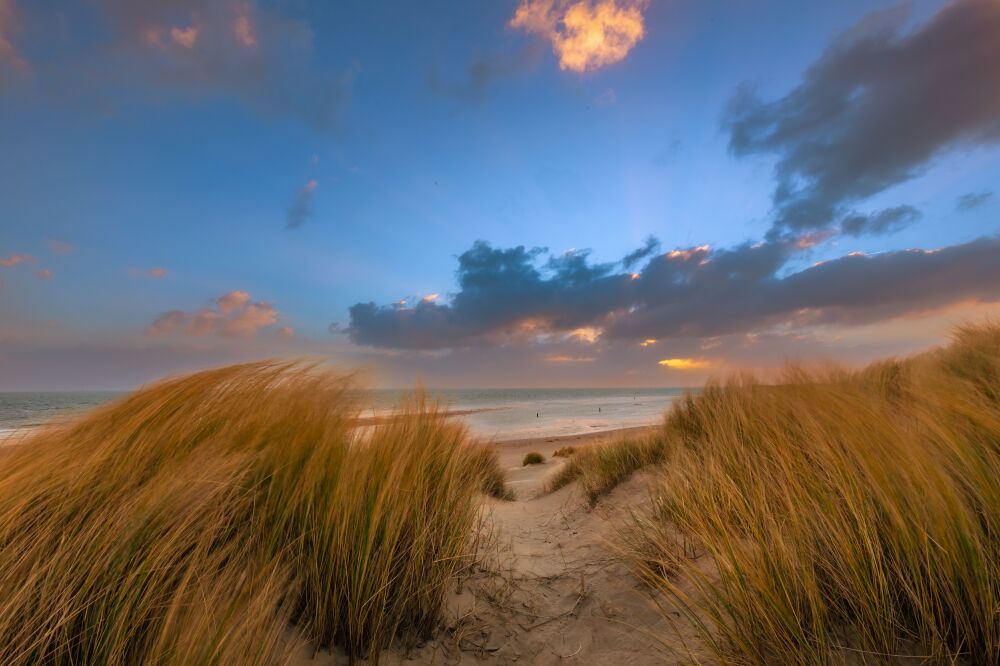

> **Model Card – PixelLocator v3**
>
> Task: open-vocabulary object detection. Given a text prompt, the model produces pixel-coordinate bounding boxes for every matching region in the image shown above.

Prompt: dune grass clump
[0,361,507,665]
[545,434,664,504]
[552,445,576,457]
[522,452,545,465]
[621,323,1000,664]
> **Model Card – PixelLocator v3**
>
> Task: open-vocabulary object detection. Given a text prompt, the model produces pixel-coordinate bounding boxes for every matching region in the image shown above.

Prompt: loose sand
[298,426,707,665]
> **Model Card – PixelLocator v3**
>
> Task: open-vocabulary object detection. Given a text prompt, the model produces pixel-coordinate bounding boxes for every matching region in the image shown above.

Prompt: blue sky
[2,0,999,389]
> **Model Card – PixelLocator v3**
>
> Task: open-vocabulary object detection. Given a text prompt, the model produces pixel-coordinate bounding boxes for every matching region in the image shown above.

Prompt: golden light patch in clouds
[658,357,714,370]
[421,293,440,303]
[569,326,601,343]
[638,338,657,347]
[545,354,597,363]
[509,0,648,73]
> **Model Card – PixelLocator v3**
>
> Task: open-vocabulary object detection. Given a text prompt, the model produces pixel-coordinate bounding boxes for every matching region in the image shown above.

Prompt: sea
[0,388,689,442]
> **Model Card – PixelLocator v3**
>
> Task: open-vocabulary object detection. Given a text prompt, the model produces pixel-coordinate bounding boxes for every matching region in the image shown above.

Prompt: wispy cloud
[428,44,541,103]
[957,190,995,212]
[47,240,76,255]
[0,0,29,86]
[145,290,281,338]
[724,0,1000,236]
[286,179,317,229]
[840,205,922,237]
[0,253,32,267]
[509,0,647,73]
[35,269,53,280]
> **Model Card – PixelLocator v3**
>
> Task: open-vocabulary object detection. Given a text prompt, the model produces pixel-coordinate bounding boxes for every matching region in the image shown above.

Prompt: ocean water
[0,388,688,442]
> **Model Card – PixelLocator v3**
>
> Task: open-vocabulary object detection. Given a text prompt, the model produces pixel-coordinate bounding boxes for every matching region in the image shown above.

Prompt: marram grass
[0,361,508,665]
[562,323,1000,663]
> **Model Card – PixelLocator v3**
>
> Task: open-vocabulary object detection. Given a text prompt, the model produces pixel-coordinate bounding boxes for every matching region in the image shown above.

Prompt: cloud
[145,289,280,338]
[48,240,75,255]
[840,205,921,237]
[347,235,1000,350]
[428,44,541,103]
[148,267,167,278]
[285,179,317,229]
[509,0,647,73]
[957,190,994,212]
[0,253,32,267]
[658,357,713,370]
[0,0,28,86]
[621,235,660,268]
[43,0,353,129]
[545,354,596,362]
[723,0,1000,236]
[35,269,53,280]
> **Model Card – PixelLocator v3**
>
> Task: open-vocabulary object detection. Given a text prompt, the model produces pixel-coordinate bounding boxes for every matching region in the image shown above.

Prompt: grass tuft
[522,452,545,466]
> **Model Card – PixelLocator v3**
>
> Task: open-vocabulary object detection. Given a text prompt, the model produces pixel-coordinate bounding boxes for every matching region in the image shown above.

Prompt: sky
[1,0,999,390]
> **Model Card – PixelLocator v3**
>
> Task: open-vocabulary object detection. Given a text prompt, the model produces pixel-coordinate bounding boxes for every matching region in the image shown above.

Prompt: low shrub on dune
[0,361,507,665]
[522,452,545,465]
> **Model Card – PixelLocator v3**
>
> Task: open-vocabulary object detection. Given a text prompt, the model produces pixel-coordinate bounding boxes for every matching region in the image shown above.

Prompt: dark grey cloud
[285,180,316,229]
[427,44,541,104]
[348,241,633,349]
[622,236,660,268]
[957,190,995,212]
[347,235,1000,349]
[840,204,921,237]
[723,0,1000,236]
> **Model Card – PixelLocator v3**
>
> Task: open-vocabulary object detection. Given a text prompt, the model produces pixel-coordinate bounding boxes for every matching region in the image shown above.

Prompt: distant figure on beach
[536,413,539,418]
[598,407,601,412]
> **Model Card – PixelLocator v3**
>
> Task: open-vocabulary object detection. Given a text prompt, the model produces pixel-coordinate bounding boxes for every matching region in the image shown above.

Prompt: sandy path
[300,426,701,665]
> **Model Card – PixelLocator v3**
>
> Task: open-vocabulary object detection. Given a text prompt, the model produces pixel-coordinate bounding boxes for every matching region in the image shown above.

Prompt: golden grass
[544,433,664,504]
[552,446,576,457]
[608,323,1000,663]
[0,361,509,664]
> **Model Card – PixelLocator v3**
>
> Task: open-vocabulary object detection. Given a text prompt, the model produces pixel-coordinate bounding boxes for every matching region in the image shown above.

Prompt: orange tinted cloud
[510,0,647,73]
[0,253,31,267]
[658,357,714,370]
[36,269,53,280]
[545,354,596,362]
[217,290,251,314]
[146,290,280,339]
[48,240,75,255]
[170,25,199,48]
[148,267,167,279]
[233,3,257,48]
[0,0,28,76]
